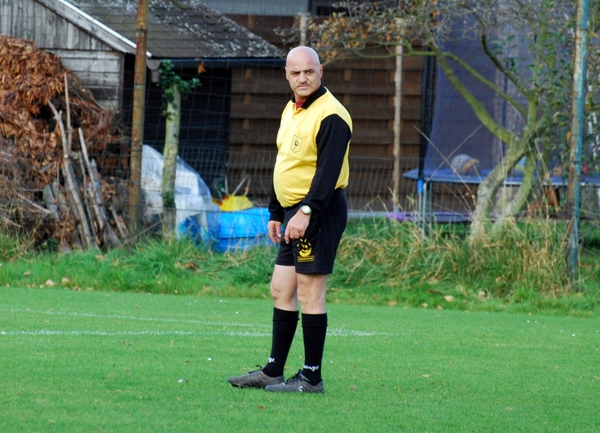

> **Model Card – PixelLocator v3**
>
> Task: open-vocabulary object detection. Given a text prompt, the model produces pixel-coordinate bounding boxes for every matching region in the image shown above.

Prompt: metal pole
[129,0,149,235]
[567,0,589,282]
[417,52,435,235]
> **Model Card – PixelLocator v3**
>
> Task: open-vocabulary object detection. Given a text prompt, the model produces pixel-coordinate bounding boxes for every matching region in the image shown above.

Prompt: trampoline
[403,16,600,222]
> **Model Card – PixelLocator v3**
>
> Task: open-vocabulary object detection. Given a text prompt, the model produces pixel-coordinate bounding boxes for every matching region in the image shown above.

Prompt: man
[227,46,352,394]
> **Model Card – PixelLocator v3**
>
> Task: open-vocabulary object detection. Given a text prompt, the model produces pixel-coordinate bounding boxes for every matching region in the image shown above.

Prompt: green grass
[1,217,600,316]
[1,287,599,432]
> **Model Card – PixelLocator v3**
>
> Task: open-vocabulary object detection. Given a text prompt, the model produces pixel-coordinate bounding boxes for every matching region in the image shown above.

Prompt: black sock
[301,313,328,385]
[261,308,299,377]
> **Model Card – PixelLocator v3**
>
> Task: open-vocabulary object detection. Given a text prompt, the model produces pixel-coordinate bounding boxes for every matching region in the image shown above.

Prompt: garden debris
[0,35,129,250]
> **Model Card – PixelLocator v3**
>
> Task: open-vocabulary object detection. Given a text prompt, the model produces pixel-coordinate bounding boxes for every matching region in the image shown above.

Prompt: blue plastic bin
[216,207,270,252]
[181,207,270,252]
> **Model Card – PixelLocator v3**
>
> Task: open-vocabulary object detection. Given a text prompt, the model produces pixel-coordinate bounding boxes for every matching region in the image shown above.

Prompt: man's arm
[301,114,351,211]
[268,184,285,244]
[268,183,285,223]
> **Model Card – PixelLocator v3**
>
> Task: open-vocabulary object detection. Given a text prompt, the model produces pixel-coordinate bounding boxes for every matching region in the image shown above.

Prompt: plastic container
[181,207,271,252]
[216,207,270,252]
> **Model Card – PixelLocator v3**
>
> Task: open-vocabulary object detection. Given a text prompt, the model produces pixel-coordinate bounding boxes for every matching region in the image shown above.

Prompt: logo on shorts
[291,135,303,153]
[296,238,314,262]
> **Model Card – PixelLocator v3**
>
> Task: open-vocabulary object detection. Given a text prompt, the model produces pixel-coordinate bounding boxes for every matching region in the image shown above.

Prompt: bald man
[228,46,352,394]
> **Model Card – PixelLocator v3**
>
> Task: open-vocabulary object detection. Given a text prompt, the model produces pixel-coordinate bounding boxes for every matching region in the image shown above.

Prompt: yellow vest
[273,88,352,208]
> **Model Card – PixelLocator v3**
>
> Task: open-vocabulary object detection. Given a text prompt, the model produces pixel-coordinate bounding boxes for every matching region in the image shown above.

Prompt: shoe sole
[265,383,324,393]
[227,372,284,389]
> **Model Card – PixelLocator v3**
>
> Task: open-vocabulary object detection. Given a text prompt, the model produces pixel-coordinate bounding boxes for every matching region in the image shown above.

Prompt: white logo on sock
[303,364,319,372]
[268,357,275,363]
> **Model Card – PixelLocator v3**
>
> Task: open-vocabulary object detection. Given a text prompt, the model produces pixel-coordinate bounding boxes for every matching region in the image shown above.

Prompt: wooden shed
[1,0,283,188]
[1,0,428,212]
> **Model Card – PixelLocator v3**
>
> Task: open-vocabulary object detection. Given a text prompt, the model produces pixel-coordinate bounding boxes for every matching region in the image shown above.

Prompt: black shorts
[275,189,347,274]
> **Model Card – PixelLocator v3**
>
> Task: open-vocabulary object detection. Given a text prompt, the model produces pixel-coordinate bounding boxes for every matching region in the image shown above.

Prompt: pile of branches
[0,35,128,251]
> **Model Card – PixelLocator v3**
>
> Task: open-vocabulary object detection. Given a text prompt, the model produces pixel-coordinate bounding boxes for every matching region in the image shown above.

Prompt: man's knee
[270,265,299,309]
[297,274,328,313]
[270,281,297,303]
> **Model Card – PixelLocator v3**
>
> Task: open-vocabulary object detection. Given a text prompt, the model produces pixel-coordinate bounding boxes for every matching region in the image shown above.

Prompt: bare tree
[157,60,200,240]
[306,0,600,242]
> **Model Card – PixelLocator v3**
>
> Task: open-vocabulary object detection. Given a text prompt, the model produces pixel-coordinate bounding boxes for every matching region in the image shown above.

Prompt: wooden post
[392,43,403,213]
[299,13,310,46]
[129,0,149,235]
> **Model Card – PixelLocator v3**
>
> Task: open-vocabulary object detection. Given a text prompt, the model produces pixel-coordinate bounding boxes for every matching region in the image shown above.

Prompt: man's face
[285,49,323,104]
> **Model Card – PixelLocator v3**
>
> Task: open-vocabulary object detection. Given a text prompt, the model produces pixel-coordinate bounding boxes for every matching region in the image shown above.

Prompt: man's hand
[268,220,282,244]
[284,210,311,244]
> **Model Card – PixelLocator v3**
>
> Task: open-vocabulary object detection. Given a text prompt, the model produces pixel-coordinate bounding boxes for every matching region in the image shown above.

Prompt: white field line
[1,308,396,338]
[7,308,269,328]
[1,330,271,337]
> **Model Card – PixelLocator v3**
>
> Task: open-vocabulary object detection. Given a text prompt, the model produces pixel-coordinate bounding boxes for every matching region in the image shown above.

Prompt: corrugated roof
[200,0,308,16]
[60,0,283,58]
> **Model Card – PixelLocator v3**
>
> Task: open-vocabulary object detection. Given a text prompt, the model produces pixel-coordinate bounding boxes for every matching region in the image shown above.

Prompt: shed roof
[38,0,283,59]
[200,0,308,16]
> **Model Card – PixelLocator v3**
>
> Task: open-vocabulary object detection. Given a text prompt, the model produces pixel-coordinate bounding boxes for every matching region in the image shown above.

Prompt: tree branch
[431,42,519,147]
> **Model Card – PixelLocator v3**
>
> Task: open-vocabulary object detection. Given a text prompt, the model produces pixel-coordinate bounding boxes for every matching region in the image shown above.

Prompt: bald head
[286,46,321,65]
[285,46,323,104]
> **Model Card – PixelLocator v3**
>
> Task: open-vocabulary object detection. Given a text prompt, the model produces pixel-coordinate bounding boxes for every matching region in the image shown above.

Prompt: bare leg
[270,265,328,313]
[270,264,299,311]
[296,273,328,314]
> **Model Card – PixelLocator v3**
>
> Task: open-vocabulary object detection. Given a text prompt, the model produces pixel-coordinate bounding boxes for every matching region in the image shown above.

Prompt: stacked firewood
[0,35,128,251]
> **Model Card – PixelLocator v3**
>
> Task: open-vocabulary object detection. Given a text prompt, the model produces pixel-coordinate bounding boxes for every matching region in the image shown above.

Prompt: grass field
[1,287,599,432]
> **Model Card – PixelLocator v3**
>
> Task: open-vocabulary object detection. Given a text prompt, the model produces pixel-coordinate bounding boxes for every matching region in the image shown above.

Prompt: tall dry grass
[335,217,573,300]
